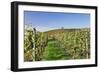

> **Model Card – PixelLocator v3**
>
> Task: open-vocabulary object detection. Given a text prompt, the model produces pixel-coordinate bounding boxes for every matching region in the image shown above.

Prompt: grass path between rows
[43,39,67,60]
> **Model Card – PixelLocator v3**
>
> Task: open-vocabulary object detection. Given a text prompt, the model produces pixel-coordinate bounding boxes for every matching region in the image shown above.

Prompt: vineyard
[24,25,90,62]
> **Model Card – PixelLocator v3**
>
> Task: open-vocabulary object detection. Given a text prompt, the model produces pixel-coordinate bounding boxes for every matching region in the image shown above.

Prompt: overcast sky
[24,11,90,32]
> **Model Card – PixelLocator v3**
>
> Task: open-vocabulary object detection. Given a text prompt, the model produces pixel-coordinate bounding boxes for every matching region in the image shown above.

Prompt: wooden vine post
[32,28,36,61]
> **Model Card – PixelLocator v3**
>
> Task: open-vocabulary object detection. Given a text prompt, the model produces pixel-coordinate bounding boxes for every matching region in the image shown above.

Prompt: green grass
[43,39,67,60]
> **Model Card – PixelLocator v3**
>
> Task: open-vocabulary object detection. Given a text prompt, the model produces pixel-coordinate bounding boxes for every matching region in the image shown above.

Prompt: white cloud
[25,24,57,32]
[35,26,57,32]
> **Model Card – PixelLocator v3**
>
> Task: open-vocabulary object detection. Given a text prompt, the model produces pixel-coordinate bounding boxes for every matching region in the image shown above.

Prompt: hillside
[44,28,90,38]
[24,26,90,61]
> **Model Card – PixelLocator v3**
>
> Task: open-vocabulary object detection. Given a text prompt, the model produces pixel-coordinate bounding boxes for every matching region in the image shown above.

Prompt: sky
[24,11,90,32]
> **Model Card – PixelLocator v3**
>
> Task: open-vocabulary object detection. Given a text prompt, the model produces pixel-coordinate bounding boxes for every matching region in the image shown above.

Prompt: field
[24,26,90,61]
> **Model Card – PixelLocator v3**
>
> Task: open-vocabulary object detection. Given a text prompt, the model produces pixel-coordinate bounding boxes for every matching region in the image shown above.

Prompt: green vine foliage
[24,25,90,61]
